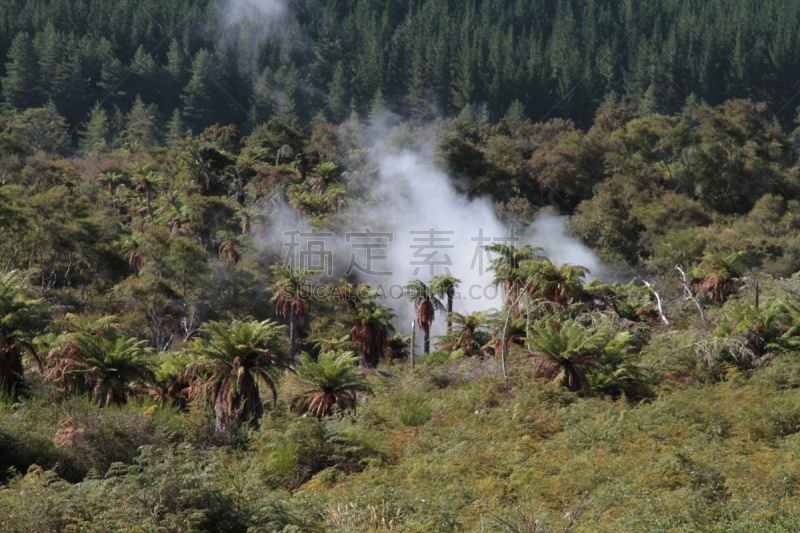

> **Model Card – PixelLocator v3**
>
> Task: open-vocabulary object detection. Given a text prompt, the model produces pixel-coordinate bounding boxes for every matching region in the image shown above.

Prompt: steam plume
[219,0,287,30]
[259,115,605,337]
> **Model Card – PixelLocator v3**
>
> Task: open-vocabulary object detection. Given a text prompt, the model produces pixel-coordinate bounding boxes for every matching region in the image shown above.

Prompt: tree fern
[291,351,370,418]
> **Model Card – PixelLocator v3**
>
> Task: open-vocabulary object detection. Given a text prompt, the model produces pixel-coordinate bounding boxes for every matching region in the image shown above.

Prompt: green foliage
[586,280,658,323]
[1,33,42,110]
[0,271,44,397]
[5,314,800,530]
[45,315,155,407]
[8,104,69,154]
[4,9,800,526]
[0,388,170,483]
[188,319,289,434]
[437,311,492,358]
[165,236,207,304]
[523,258,590,308]
[527,318,610,394]
[430,274,461,333]
[485,243,543,310]
[0,0,800,139]
[690,100,789,214]
[396,400,433,428]
[291,351,370,418]
[120,95,160,148]
[405,279,444,355]
[589,329,652,400]
[271,265,313,356]
[571,183,645,264]
[254,416,379,491]
[78,102,110,153]
[340,283,395,367]
[691,252,746,305]
[0,444,315,531]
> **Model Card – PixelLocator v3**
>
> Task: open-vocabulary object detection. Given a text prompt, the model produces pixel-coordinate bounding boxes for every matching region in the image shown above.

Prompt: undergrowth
[3,352,800,531]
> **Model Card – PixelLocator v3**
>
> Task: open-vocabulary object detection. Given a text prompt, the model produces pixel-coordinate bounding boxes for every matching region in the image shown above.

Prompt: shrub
[254,417,378,490]
[397,401,433,428]
[0,445,316,531]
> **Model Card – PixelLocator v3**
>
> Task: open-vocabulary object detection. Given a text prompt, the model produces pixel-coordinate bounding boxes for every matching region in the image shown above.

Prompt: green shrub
[0,387,171,483]
[397,401,432,428]
[254,417,379,490]
[0,445,317,532]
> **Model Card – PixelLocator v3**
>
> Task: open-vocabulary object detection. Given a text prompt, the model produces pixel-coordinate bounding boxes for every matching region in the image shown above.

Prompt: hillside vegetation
[1,100,800,530]
[3,0,800,530]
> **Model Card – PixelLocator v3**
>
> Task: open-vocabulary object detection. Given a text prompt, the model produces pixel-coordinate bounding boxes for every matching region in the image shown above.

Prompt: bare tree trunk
[676,265,705,322]
[502,276,539,384]
[643,281,669,325]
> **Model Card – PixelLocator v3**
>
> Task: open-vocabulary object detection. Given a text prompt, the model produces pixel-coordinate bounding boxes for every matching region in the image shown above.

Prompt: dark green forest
[3,0,800,135]
[5,0,800,531]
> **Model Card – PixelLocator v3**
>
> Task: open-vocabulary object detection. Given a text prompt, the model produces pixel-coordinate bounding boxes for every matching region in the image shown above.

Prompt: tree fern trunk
[447,290,454,332]
[289,301,297,358]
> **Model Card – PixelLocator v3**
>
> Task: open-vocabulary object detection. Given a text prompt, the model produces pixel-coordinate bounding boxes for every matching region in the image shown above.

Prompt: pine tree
[166,39,187,86]
[212,38,249,126]
[369,88,386,121]
[181,49,219,133]
[505,99,526,132]
[121,95,160,148]
[164,39,188,112]
[98,57,128,109]
[51,52,89,126]
[35,23,61,97]
[407,50,432,121]
[270,65,300,117]
[248,67,274,127]
[451,51,475,111]
[638,84,664,117]
[129,45,161,105]
[79,36,114,99]
[109,105,127,143]
[79,103,111,152]
[166,109,187,144]
[679,93,705,130]
[326,62,348,123]
[2,33,43,110]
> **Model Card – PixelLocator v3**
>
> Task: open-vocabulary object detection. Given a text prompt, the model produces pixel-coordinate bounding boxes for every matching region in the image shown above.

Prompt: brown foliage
[350,318,388,368]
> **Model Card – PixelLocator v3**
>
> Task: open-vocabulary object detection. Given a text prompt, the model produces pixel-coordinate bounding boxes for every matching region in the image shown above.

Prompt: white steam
[216,0,290,79]
[219,0,287,31]
[358,149,507,320]
[524,216,605,281]
[348,133,605,333]
[259,117,606,339]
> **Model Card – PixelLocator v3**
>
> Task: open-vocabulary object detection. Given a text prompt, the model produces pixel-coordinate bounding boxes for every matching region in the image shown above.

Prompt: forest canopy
[2,0,800,138]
